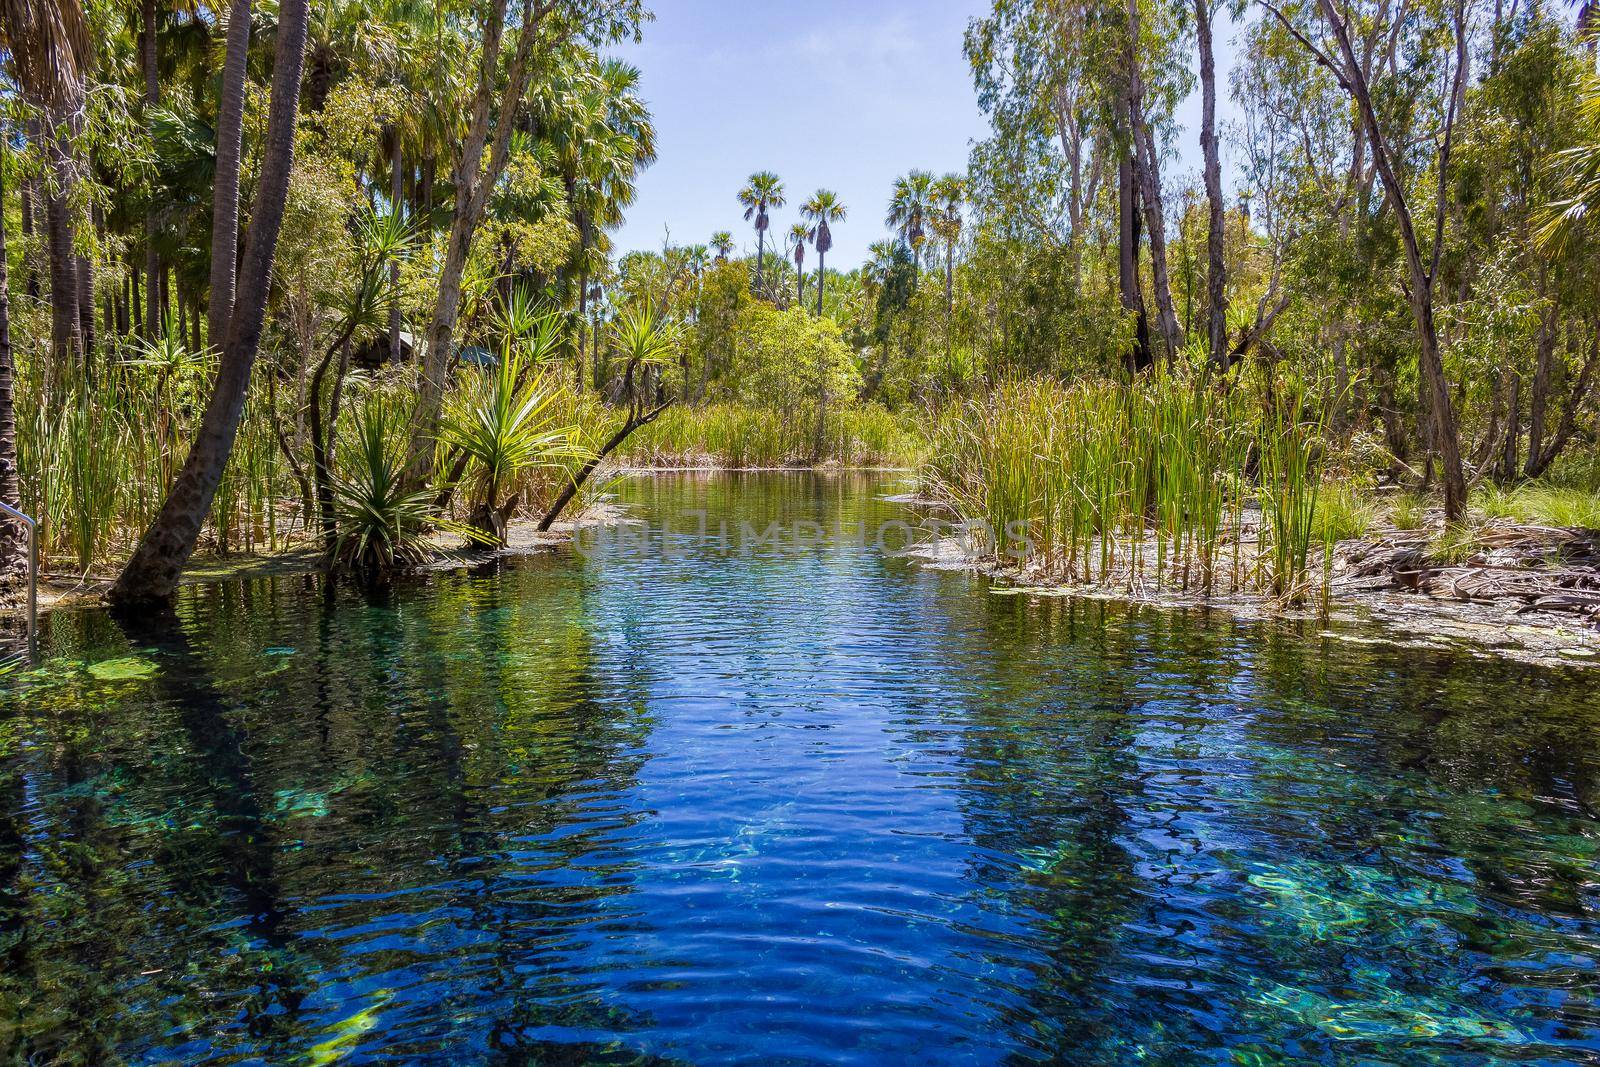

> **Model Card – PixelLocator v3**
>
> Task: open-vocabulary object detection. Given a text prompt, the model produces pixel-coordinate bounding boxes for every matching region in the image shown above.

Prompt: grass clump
[922,370,1330,601]
[1475,484,1600,530]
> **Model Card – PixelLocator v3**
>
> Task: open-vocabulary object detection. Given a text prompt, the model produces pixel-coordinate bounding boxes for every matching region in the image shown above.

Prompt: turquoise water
[2,472,1598,1064]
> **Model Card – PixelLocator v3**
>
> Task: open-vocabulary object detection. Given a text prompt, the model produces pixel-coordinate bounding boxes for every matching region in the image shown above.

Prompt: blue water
[2,473,1598,1065]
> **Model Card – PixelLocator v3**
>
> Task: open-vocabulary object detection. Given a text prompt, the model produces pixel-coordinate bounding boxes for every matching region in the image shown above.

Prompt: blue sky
[612,0,1241,268]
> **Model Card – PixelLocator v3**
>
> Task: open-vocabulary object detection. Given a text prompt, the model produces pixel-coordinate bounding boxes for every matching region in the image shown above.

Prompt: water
[3,473,1599,1065]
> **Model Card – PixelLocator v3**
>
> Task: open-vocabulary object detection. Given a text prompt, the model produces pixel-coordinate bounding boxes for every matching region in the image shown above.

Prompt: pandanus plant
[438,305,584,544]
[330,398,440,579]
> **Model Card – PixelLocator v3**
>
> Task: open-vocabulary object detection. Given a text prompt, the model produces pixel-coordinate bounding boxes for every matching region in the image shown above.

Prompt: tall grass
[16,347,302,574]
[1475,483,1600,530]
[922,372,1331,602]
[619,402,923,469]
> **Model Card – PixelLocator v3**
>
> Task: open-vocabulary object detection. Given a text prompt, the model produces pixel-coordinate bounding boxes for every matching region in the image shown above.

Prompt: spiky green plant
[331,399,441,578]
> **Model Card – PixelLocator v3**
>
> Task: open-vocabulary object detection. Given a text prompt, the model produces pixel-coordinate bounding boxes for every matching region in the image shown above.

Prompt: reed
[619,403,923,469]
[922,371,1331,602]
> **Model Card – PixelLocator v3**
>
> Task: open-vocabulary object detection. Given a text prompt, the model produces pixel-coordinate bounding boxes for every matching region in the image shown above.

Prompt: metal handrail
[0,500,37,648]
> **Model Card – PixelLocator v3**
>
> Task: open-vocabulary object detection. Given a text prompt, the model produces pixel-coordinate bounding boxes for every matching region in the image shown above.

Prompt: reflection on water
[2,472,1598,1064]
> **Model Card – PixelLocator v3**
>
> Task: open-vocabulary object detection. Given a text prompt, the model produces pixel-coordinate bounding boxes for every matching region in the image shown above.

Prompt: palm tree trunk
[142,0,162,339]
[0,140,23,583]
[111,0,309,607]
[208,0,251,350]
[18,177,37,300]
[944,242,954,316]
[387,129,402,363]
[755,225,765,296]
[42,132,81,389]
[816,250,826,316]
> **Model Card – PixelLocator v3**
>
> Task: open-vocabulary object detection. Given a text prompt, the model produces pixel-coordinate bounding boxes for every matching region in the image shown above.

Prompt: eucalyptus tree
[1262,0,1470,518]
[738,170,785,296]
[789,222,810,306]
[406,0,649,484]
[800,189,845,315]
[110,0,311,606]
[1194,0,1231,368]
[886,169,934,273]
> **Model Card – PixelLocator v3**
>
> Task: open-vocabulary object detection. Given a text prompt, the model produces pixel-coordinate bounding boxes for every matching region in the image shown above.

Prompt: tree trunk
[18,177,37,301]
[816,249,827,316]
[110,0,309,607]
[406,0,543,483]
[208,0,251,350]
[1126,0,1184,362]
[577,269,589,392]
[1196,0,1228,369]
[1295,0,1468,520]
[756,223,765,297]
[1524,297,1555,477]
[1499,372,1519,482]
[1527,324,1600,478]
[0,142,23,583]
[1116,91,1150,372]
[143,0,162,340]
[387,129,402,363]
[42,134,81,390]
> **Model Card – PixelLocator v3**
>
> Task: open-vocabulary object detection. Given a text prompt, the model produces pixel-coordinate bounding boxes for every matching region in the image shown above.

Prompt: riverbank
[900,508,1600,670]
[16,503,630,617]
[13,469,1600,672]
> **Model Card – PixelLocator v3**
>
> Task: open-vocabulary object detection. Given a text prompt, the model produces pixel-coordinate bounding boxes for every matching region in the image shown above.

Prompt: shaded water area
[3,472,1599,1065]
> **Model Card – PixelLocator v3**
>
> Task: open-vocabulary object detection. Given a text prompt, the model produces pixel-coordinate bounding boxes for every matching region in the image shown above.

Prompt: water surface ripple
[2,473,1599,1064]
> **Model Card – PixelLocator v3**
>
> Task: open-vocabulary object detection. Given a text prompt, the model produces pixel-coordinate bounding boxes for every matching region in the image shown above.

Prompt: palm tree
[789,222,810,307]
[738,171,785,297]
[930,173,966,316]
[801,189,846,316]
[111,0,310,606]
[0,0,91,382]
[886,170,934,274]
[206,0,252,350]
[711,231,735,262]
[0,136,19,585]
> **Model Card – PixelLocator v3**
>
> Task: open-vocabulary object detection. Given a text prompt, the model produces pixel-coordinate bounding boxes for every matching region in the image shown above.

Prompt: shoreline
[11,468,1600,671]
[901,532,1600,671]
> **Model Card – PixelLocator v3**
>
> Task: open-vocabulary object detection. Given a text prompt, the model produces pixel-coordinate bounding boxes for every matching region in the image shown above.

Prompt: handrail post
[0,501,37,651]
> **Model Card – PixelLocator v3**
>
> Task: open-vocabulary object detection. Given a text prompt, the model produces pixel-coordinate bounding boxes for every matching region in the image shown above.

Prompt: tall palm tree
[788,222,809,307]
[0,136,19,584]
[886,170,934,274]
[111,0,310,606]
[206,0,252,349]
[0,0,91,382]
[711,230,734,261]
[801,189,846,316]
[930,173,966,316]
[738,170,784,297]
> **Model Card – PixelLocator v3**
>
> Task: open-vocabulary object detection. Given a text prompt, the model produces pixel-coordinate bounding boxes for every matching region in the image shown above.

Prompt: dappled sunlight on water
[2,473,1598,1064]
